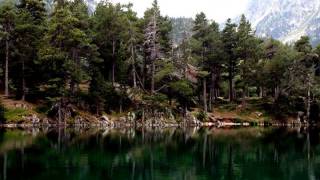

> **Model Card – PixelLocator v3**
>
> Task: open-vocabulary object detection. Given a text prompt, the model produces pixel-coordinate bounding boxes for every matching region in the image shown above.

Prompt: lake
[0,127,318,180]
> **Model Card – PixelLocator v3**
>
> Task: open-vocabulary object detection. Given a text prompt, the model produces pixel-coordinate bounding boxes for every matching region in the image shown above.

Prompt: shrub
[0,103,5,123]
[4,108,30,123]
[196,110,208,122]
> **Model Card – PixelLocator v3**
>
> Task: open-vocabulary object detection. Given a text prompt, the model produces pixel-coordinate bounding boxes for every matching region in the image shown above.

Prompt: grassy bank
[210,97,298,124]
[0,95,297,125]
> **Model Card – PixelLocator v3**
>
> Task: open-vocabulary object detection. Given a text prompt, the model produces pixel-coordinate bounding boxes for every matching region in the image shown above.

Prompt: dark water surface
[0,127,319,180]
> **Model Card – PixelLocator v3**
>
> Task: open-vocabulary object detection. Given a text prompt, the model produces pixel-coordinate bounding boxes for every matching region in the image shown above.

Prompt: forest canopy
[0,0,320,123]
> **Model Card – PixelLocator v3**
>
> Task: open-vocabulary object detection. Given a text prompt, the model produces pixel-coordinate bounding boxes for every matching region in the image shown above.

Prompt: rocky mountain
[42,0,98,14]
[171,0,320,46]
[85,0,99,13]
[8,0,320,46]
[244,0,320,46]
[170,17,194,46]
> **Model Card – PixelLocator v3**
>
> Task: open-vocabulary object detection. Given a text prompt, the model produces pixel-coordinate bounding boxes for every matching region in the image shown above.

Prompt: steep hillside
[244,0,320,46]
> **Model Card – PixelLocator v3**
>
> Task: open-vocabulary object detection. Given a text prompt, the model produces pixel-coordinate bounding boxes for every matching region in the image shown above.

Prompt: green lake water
[0,127,319,180]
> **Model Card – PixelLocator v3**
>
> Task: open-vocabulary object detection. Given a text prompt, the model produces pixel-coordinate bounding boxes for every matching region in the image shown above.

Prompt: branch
[155,85,168,93]
[134,70,147,92]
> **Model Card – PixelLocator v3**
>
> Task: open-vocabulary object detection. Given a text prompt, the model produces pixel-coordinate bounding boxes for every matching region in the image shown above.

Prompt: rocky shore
[0,112,307,129]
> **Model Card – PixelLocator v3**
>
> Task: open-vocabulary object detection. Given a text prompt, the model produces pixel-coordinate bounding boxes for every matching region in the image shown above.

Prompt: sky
[110,0,250,23]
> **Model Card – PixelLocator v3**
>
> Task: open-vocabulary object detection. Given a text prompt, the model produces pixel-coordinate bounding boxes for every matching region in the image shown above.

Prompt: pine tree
[15,0,46,100]
[222,18,237,101]
[142,0,172,93]
[236,15,259,99]
[143,1,160,94]
[206,21,224,111]
[39,3,93,96]
[121,4,143,89]
[0,2,16,97]
[92,2,126,85]
[294,36,317,120]
[190,12,210,112]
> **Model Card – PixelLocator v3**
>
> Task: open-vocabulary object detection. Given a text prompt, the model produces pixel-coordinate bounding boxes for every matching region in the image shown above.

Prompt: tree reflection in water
[0,127,318,180]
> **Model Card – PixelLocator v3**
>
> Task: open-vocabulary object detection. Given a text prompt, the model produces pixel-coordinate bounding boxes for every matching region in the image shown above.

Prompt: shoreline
[0,121,310,129]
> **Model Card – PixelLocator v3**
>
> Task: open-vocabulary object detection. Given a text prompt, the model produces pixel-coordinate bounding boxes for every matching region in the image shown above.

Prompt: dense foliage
[0,0,320,121]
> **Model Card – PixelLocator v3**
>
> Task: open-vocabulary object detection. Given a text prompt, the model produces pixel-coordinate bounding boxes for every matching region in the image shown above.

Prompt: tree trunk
[58,127,61,150]
[150,12,157,94]
[142,108,145,126]
[70,48,79,94]
[132,68,137,88]
[307,78,311,122]
[259,86,263,98]
[210,68,216,112]
[22,58,26,101]
[58,101,61,125]
[142,57,146,89]
[274,85,280,101]
[112,61,115,84]
[112,40,116,85]
[75,49,80,92]
[151,61,155,94]
[241,84,247,107]
[243,84,248,99]
[183,105,187,118]
[209,89,212,112]
[131,45,137,88]
[5,38,9,97]
[216,67,221,99]
[70,81,75,95]
[229,60,233,101]
[203,78,207,112]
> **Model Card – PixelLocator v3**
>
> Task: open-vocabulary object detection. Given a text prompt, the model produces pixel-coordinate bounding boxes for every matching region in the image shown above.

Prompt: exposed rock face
[22,114,40,124]
[31,114,40,124]
[43,0,99,14]
[100,116,114,127]
[170,17,194,45]
[37,0,320,47]
[184,111,202,126]
[127,112,136,122]
[243,0,320,46]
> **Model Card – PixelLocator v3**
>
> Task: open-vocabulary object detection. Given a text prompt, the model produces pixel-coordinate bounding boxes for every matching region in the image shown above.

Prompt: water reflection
[0,127,319,180]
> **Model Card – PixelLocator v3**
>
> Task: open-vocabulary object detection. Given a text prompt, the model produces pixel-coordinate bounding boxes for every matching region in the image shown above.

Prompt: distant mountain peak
[244,0,320,46]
